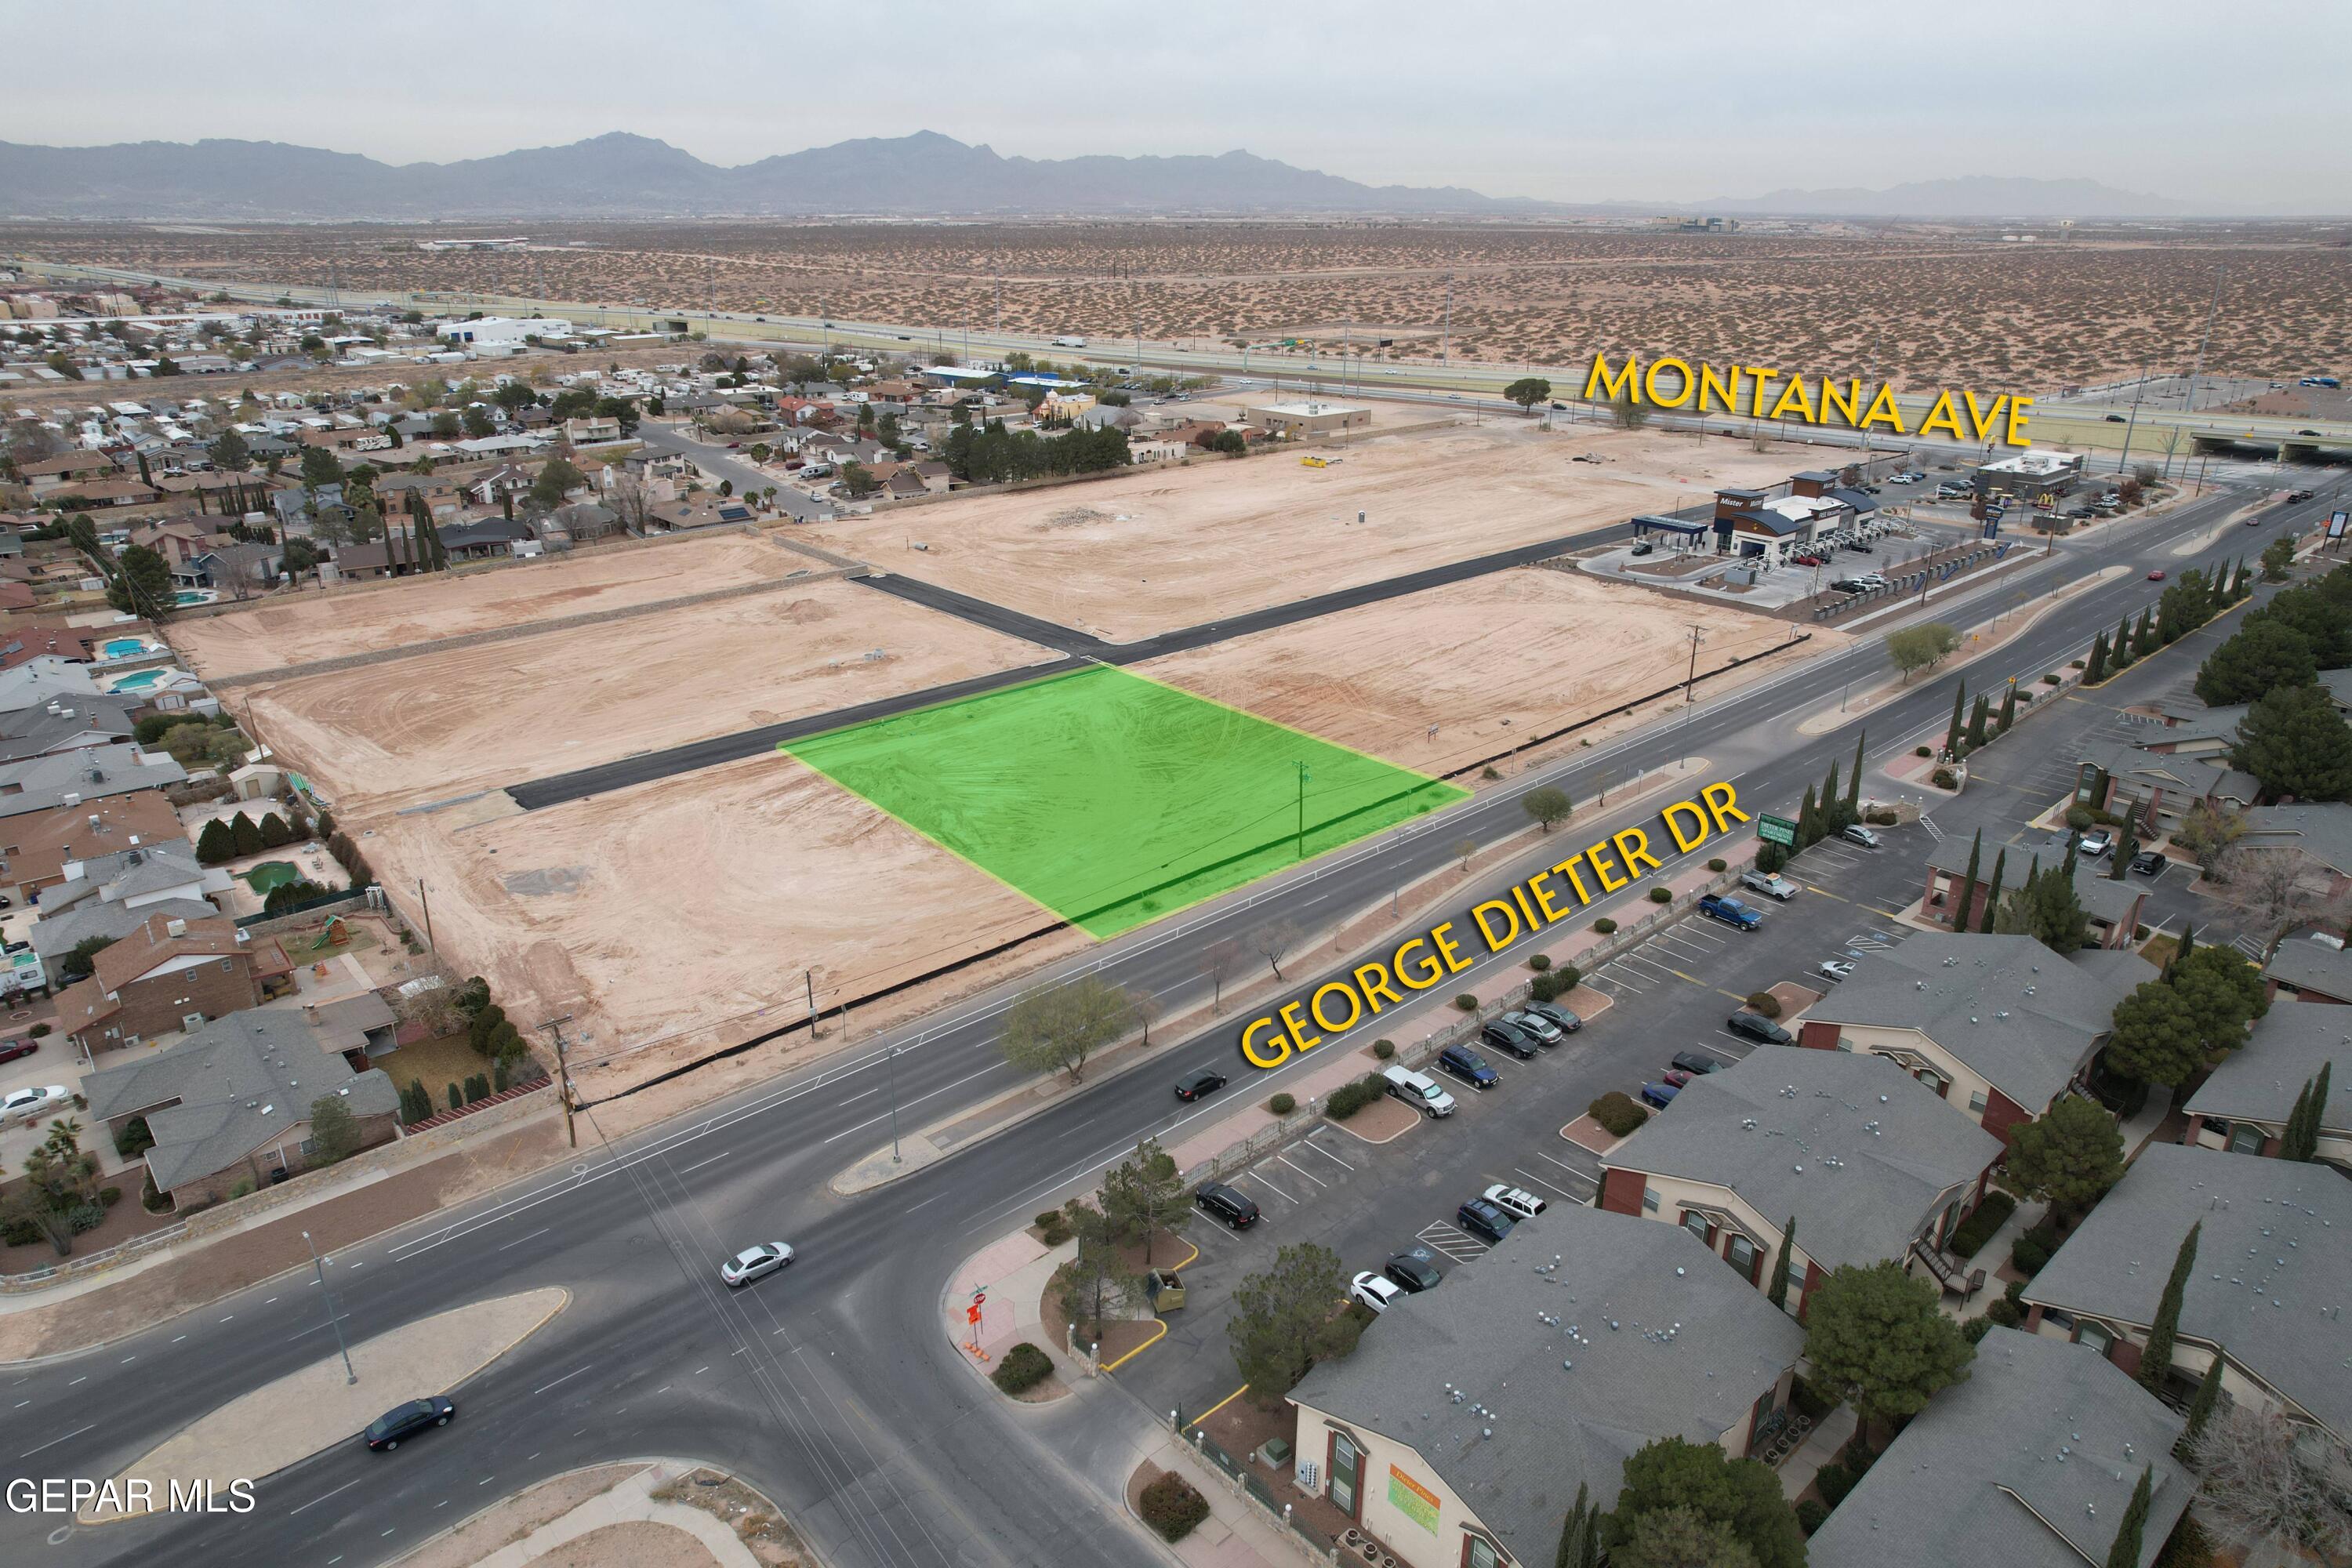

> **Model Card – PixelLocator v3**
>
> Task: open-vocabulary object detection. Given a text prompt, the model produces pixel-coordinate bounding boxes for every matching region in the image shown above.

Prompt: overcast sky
[9,0,2346,212]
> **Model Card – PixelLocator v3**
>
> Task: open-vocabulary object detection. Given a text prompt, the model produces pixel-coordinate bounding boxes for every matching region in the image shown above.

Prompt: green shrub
[115,1116,154,1159]
[1034,1210,1062,1231]
[1983,1294,2026,1328]
[1707,857,1727,872]
[1594,917,1617,935]
[1869,808,1899,825]
[1915,745,1933,757]
[1814,1462,1857,1509]
[228,1176,256,1200]
[1588,1091,1648,1137]
[2064,804,2094,831]
[1744,991,1781,1019]
[1552,964,1581,992]
[2009,1228,2053,1276]
[64,1201,105,1234]
[1795,1499,1829,1537]
[1526,953,1551,971]
[1947,1191,2016,1258]
[1529,970,1565,1003]
[1931,768,1959,789]
[1452,993,1479,1012]
[1647,886,1671,903]
[1269,1093,1296,1116]
[1371,1039,1396,1060]
[98,1186,121,1207]
[2048,670,2067,682]
[28,1022,48,1038]
[1138,1472,1210,1544]
[1963,1315,1997,1344]
[991,1341,1055,1395]
[1326,1080,1373,1120]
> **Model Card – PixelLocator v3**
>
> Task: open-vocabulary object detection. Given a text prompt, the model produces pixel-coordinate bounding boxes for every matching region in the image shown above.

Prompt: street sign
[2331,511,2347,540]
[1758,814,1798,847]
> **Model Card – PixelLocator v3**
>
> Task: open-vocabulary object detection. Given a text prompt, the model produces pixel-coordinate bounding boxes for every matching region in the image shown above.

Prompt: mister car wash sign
[1757,813,1798,848]
[1584,353,2034,448]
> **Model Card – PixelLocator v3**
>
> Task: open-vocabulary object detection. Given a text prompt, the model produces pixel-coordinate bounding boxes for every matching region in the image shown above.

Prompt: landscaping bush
[1915,745,1933,758]
[1452,993,1479,1012]
[1138,1472,1210,1544]
[1868,808,1898,825]
[1962,1316,1997,1344]
[228,1176,255,1200]
[1795,1500,1829,1537]
[114,1115,154,1159]
[28,1022,48,1038]
[990,1341,1055,1396]
[1593,917,1617,935]
[1983,1294,2026,1328]
[1789,1375,1835,1421]
[1931,768,1958,789]
[1947,1190,2016,1258]
[2068,660,2085,671]
[1034,1210,1073,1245]
[1706,857,1727,872]
[64,1201,105,1234]
[1529,971,1565,1003]
[98,1186,121,1208]
[1325,1080,1375,1120]
[1526,953,1551,971]
[1371,1039,1396,1060]
[1744,991,1781,1019]
[2064,804,2095,831]
[1268,1092,1296,1116]
[2009,1223,2056,1276]
[1813,1462,1857,1510]
[1647,886,1671,903]
[1588,1091,1649,1138]
[0,1216,39,1247]
[140,1174,169,1214]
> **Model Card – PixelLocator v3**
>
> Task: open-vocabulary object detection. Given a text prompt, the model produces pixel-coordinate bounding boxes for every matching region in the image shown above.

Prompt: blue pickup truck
[1697,893,1764,931]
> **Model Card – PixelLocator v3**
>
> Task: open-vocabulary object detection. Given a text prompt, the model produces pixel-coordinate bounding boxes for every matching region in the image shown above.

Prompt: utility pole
[415,879,434,955]
[1683,623,1705,704]
[2117,354,2151,476]
[887,1041,902,1163]
[1440,274,1454,368]
[2182,265,2225,419]
[303,1230,356,1385]
[538,1014,575,1148]
[1294,761,1312,860]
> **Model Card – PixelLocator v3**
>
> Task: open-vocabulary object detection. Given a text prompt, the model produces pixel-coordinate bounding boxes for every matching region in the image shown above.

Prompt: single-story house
[2263,932,2352,1004]
[0,742,186,821]
[2183,1002,2352,1164]
[2234,803,2352,901]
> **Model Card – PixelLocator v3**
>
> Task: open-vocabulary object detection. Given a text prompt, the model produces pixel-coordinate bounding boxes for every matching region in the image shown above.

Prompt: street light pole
[887,1042,902,1163]
[303,1229,355,1385]
[1294,761,1311,860]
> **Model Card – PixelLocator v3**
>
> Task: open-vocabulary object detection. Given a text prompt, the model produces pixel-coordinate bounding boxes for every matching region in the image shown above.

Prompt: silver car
[720,1242,796,1287]
[0,1084,70,1126]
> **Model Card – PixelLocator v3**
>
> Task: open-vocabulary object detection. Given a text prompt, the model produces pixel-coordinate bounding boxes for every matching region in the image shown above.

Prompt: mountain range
[0,131,2214,221]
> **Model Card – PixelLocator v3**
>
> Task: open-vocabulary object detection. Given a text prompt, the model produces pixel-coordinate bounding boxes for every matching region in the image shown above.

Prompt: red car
[0,1038,33,1065]
[1792,554,1823,566]
[2147,569,2167,581]
[1661,1068,1695,1088]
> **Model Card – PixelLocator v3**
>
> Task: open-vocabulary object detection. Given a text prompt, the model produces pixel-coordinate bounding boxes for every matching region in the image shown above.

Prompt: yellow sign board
[1388,1465,1440,1534]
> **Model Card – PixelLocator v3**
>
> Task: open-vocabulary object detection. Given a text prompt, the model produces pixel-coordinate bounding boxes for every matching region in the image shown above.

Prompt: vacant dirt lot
[802,417,1811,641]
[169,531,811,679]
[368,755,1088,1097]
[244,577,1055,815]
[1142,566,1824,781]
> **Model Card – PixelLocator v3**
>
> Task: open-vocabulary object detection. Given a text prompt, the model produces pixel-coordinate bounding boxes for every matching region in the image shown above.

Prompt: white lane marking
[496,1227,552,1252]
[1301,1138,1353,1171]
[291,1477,368,1515]
[1243,1168,1293,1203]
[1277,1153,1327,1187]
[677,1152,728,1175]
[818,1065,999,1145]
[531,1364,594,1396]
[17,1422,93,1458]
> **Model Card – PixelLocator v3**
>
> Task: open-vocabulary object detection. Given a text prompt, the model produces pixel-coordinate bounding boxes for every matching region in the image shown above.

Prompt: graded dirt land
[368,755,1089,1097]
[801,417,1812,641]
[1142,566,1824,781]
[243,577,1056,815]
[170,531,812,679]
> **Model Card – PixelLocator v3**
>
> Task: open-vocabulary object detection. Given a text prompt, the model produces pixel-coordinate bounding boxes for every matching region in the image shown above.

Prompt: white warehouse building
[436,317,572,347]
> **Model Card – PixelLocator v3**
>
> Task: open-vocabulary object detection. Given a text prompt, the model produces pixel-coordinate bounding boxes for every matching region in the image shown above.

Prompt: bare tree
[607,470,656,538]
[2212,845,2344,947]
[1454,837,1478,873]
[2186,1405,2352,1561]
[1201,938,1242,1011]
[1254,920,1303,982]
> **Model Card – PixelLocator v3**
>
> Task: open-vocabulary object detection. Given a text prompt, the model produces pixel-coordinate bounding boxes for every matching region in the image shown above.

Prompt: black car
[1480,1020,1541,1060]
[1385,1250,1443,1293]
[1725,1011,1795,1046]
[365,1396,456,1452]
[1195,1182,1260,1229]
[1524,1000,1582,1035]
[2288,488,2316,502]
[1456,1198,1516,1244]
[2129,849,2168,877]
[1175,1068,1228,1102]
[1436,1044,1500,1090]
[1669,1051,1722,1076]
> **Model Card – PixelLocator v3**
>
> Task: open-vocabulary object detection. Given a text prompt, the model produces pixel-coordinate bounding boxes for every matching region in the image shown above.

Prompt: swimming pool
[110,670,164,690]
[103,638,150,659]
[241,861,301,895]
[172,590,216,607]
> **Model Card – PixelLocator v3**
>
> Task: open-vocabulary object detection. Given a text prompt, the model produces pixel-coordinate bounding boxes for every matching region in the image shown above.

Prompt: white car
[1841,825,1882,848]
[1483,1183,1548,1221]
[0,1084,70,1126]
[2077,828,2115,858]
[720,1242,797,1287]
[1817,958,1857,984]
[1350,1271,1403,1315]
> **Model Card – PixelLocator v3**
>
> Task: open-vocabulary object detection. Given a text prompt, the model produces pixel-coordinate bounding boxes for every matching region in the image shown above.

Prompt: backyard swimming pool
[103,638,151,659]
[109,669,165,690]
[241,861,300,895]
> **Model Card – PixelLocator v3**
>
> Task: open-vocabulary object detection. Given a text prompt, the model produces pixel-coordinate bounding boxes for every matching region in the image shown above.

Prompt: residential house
[0,625,115,671]
[54,477,162,510]
[20,450,117,494]
[1920,838,2147,947]
[2263,932,2352,1004]
[303,992,400,1068]
[128,519,222,568]
[563,414,622,445]
[1130,437,1189,464]
[435,517,535,561]
[2183,1003,2352,1163]
[178,540,282,591]
[1598,1050,2003,1312]
[0,580,35,614]
[1796,931,2153,1139]
[0,742,186,820]
[879,467,927,501]
[79,1004,402,1210]
[51,909,292,1058]
[2133,697,2245,759]
[467,463,537,507]
[0,696,136,763]
[1288,1210,1805,1568]
[1809,1328,2190,1568]
[36,836,231,928]
[2021,1143,2352,1441]
[2234,803,2352,902]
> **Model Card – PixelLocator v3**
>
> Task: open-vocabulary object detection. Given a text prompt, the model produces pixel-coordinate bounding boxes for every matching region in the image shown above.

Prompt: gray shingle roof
[2263,936,2352,1000]
[2020,1143,2352,1441]
[1809,1328,2190,1568]
[2239,804,2352,878]
[2184,1004,2352,1134]
[29,895,217,963]
[0,745,186,819]
[1288,1208,1803,1563]
[1603,1050,2001,1269]
[2075,739,2226,800]
[82,1007,401,1192]
[1806,934,2140,1112]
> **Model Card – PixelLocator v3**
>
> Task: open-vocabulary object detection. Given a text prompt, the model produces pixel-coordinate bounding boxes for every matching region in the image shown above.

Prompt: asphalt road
[4,478,2328,1568]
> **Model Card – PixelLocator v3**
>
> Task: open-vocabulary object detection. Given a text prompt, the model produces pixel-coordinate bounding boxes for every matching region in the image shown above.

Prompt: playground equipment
[310,915,350,952]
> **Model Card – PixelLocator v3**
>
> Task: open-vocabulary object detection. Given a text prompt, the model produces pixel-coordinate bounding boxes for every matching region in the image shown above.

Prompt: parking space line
[1243,1168,1294,1203]
[1515,1167,1583,1200]
[1300,1138,1354,1172]
[1276,1152,1327,1188]
[1693,1040,1745,1062]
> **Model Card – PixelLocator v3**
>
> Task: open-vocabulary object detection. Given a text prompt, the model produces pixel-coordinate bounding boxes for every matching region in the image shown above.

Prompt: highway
[4,476,2328,1568]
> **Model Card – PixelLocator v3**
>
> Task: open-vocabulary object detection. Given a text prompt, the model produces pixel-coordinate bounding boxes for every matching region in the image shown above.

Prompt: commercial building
[436,316,572,347]
[1244,401,1370,438]
[1973,449,2088,505]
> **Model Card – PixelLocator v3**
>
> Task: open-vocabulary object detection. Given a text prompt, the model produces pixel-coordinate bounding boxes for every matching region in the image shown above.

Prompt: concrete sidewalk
[464,1461,764,1568]
[1133,1430,1321,1568]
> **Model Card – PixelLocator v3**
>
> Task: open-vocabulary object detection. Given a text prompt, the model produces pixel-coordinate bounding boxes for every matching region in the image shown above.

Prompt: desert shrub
[228,1176,255,1200]
[1795,1500,1829,1537]
[1744,991,1782,1018]
[991,1342,1054,1395]
[1268,1092,1296,1116]
[1593,917,1617,934]
[28,1022,48,1038]
[1931,768,1958,789]
[98,1186,121,1207]
[1647,886,1671,903]
[0,1216,39,1247]
[1588,1091,1649,1137]
[1326,1080,1374,1119]
[1371,1039,1396,1060]
[1138,1472,1210,1544]
[1707,857,1727,872]
[64,1202,105,1234]
[1947,1191,2016,1258]
[1452,993,1479,1012]
[1915,745,1933,757]
[1526,953,1551,971]
[1529,971,1565,1003]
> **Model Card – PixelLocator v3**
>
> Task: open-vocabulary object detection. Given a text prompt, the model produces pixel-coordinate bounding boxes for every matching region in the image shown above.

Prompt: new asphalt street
[3,478,2332,1568]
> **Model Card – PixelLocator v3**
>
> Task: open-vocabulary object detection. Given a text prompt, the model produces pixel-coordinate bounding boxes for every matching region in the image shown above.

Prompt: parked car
[1697,893,1763,931]
[1196,1182,1261,1229]
[1842,825,1882,848]
[1437,1044,1500,1091]
[2129,849,2168,877]
[364,1396,456,1452]
[1726,1011,1795,1046]
[1639,1081,1680,1109]
[1662,1069,1695,1087]
[1482,1183,1547,1221]
[0,1038,34,1065]
[1844,541,1875,554]
[0,1084,70,1126]
[1524,1000,1582,1035]
[1350,1272,1403,1315]
[720,1242,797,1287]
[1481,1019,1541,1060]
[1455,1198,1516,1243]
[2078,827,2115,858]
[1377,1254,1441,1299]
[1740,871,1799,902]
[1174,1067,1228,1102]
[1382,1065,1456,1117]
[1792,554,1823,567]
[1629,541,1654,556]
[1501,1009,1562,1045]
[1669,1051,1722,1076]
[1817,957,1857,983]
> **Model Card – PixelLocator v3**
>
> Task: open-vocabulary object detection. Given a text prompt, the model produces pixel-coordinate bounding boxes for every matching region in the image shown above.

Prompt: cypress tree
[2309,1062,2334,1154]
[2138,1221,2198,1394]
[2087,630,2111,684]
[2102,1465,2153,1568]
[1553,1483,1597,1568]
[1846,731,1865,812]
[1979,848,2007,933]
[2112,613,2135,668]
[1955,829,1983,931]
[2110,821,2136,881]
[1947,682,1968,753]
[1997,679,2017,733]
[2176,1350,2226,1459]
[1966,693,1991,747]
[2168,923,2194,980]
[2133,606,2157,657]
[1797,783,1820,847]
[2288,1078,2316,1161]
[1767,1215,1798,1312]
[1821,759,1842,821]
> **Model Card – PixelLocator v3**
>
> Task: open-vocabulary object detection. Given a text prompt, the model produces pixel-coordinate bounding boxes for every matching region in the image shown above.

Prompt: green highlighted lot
[780,665,1468,938]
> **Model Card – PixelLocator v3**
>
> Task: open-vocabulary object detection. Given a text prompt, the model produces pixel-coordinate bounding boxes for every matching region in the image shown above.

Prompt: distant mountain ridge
[0,131,2218,220]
